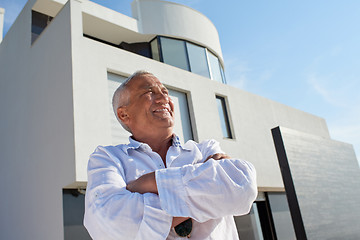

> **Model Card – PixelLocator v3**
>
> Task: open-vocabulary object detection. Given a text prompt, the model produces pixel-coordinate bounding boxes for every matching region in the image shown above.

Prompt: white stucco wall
[0,0,77,239]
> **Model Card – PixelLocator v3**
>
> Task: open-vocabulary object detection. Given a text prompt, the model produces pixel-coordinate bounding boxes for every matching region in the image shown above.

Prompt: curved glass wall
[160,37,190,71]
[186,42,210,78]
[208,51,223,83]
[83,34,225,83]
[150,36,226,83]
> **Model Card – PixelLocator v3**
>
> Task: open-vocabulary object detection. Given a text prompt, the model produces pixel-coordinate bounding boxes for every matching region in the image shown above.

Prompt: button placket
[149,151,165,169]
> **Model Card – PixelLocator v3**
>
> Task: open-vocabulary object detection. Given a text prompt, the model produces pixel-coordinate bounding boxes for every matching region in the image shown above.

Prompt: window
[150,38,160,61]
[216,96,232,139]
[63,189,91,239]
[267,193,296,239]
[119,42,151,58]
[31,10,53,44]
[107,73,131,145]
[208,51,223,83]
[159,37,190,71]
[186,42,210,78]
[235,202,265,239]
[220,64,227,84]
[235,192,295,240]
[168,89,193,143]
[155,36,226,83]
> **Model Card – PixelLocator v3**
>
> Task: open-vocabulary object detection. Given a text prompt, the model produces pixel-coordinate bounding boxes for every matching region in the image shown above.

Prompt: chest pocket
[121,149,161,183]
[169,144,204,167]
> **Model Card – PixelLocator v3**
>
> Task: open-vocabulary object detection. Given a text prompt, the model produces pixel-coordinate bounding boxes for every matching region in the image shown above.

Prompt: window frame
[185,41,211,78]
[158,36,191,71]
[215,95,234,139]
[31,10,53,44]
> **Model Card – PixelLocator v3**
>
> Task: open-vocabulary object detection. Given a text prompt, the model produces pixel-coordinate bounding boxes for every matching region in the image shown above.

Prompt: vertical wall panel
[272,127,360,240]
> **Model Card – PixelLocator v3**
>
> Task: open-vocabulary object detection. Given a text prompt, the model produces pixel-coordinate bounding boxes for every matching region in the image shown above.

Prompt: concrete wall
[273,127,360,239]
[0,0,77,239]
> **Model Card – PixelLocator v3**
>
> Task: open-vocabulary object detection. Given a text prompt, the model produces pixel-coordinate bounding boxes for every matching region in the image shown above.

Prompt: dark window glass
[186,42,210,78]
[119,42,151,58]
[31,10,52,44]
[150,38,160,61]
[208,51,223,83]
[216,96,232,139]
[63,190,91,239]
[159,37,190,71]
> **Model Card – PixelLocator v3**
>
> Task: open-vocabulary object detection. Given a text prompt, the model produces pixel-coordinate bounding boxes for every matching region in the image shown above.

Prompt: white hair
[112,70,154,133]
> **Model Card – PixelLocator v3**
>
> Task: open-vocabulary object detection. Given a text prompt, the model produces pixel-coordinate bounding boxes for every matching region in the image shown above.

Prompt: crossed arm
[126,153,231,194]
[85,146,257,239]
[126,153,231,227]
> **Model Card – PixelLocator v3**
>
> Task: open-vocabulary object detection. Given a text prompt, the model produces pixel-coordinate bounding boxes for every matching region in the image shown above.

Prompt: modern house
[0,0,359,239]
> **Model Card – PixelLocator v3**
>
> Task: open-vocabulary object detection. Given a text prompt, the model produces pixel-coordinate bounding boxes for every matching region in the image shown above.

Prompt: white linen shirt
[84,135,257,240]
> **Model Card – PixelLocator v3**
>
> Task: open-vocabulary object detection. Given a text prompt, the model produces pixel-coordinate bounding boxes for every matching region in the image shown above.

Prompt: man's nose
[154,91,169,103]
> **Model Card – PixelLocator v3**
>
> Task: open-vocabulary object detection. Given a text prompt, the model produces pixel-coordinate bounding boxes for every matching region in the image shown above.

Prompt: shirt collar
[171,134,193,151]
[122,134,191,154]
[172,135,192,151]
[172,135,182,147]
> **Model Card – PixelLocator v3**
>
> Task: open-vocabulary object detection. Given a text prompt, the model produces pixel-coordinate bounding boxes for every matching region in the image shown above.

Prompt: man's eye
[141,90,151,96]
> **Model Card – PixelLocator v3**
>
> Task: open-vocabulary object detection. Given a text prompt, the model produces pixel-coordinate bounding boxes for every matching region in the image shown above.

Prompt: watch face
[174,218,192,238]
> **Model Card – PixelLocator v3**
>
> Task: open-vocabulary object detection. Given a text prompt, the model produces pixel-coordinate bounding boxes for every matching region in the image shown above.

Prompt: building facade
[0,0,359,239]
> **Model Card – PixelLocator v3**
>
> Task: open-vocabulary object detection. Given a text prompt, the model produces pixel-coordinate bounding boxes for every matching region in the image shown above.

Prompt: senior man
[84,71,257,239]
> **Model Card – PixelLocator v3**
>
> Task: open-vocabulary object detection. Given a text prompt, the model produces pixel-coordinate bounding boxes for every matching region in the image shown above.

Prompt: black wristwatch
[174,218,192,238]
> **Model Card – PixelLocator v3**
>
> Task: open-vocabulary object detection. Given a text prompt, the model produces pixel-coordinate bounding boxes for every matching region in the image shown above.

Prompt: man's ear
[117,107,130,124]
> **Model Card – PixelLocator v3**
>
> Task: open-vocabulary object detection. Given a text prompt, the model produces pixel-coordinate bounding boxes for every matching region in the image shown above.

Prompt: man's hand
[126,172,158,194]
[127,172,190,228]
[126,156,229,227]
[204,153,231,162]
[172,217,190,228]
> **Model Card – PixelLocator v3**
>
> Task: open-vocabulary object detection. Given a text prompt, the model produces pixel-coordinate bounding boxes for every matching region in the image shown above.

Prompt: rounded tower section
[131,0,223,65]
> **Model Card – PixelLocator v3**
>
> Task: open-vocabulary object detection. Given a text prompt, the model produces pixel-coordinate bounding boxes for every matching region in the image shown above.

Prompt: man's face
[119,74,175,136]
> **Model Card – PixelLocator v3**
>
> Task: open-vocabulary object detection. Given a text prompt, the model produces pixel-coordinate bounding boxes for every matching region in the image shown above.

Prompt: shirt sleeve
[155,140,257,223]
[84,146,172,240]
[195,139,225,163]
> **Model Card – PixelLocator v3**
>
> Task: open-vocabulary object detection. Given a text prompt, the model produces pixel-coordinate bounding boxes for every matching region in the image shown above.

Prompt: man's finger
[212,153,231,160]
[204,153,231,162]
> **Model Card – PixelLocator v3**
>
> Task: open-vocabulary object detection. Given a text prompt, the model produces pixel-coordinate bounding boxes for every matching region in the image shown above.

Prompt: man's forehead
[131,75,166,89]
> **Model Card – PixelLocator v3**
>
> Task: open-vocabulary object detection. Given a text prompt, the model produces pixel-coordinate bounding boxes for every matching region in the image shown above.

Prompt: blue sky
[1,0,359,164]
